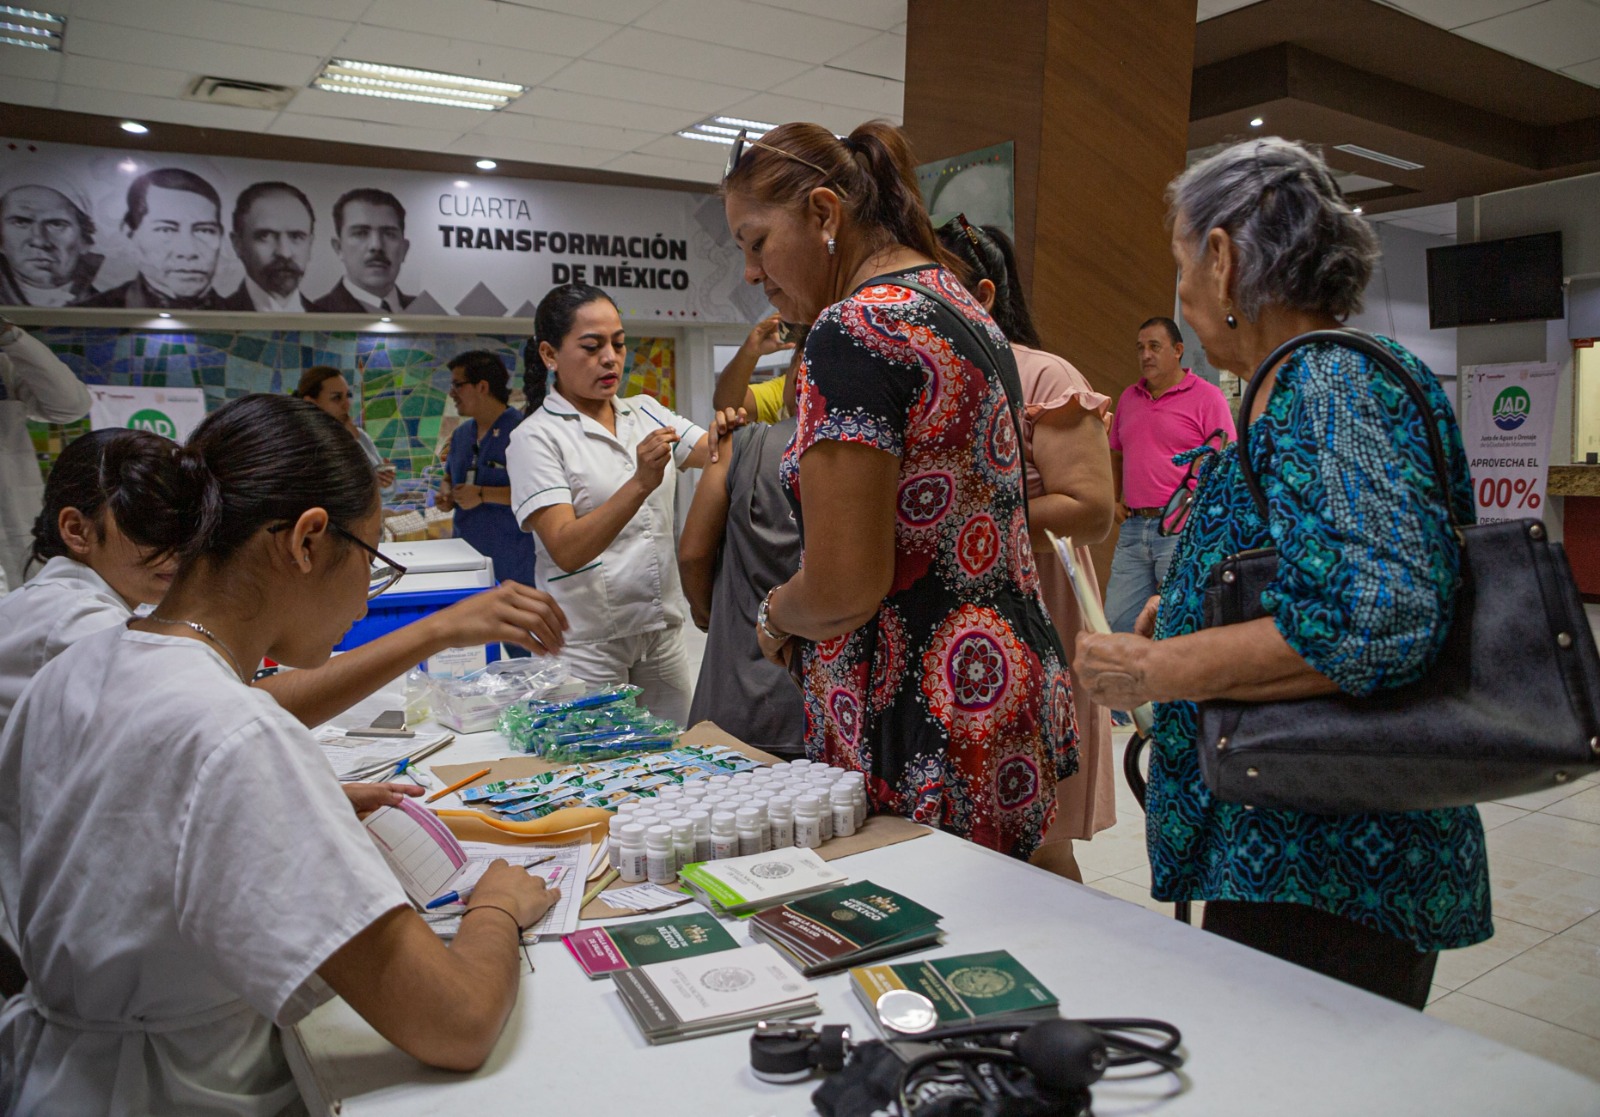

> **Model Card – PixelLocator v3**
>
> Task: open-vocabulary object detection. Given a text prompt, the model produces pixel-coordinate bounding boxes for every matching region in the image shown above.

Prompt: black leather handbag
[1196,329,1600,814]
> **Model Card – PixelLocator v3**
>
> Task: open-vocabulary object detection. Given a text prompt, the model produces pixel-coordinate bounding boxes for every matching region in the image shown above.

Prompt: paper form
[419,838,589,943]
[1048,532,1155,736]
[363,798,468,905]
[316,727,454,781]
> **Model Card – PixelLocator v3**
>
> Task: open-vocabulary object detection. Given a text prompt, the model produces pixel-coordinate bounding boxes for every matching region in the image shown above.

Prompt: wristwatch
[757,588,790,642]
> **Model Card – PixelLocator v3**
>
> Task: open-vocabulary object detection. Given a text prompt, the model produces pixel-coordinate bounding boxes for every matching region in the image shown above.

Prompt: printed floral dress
[1148,335,1492,951]
[781,267,1078,859]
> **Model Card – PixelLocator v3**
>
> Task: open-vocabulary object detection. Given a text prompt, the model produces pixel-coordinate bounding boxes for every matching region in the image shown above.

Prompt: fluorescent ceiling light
[1334,143,1424,172]
[714,116,779,131]
[677,130,737,145]
[0,6,63,51]
[678,114,781,146]
[120,121,148,134]
[313,59,524,111]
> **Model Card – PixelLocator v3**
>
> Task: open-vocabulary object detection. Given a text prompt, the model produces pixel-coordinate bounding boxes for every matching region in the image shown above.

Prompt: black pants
[1202,900,1437,1009]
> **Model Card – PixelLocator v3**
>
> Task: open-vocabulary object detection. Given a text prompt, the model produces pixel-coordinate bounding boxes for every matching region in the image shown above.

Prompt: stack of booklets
[613,943,820,1044]
[677,847,846,918]
[749,880,944,975]
[564,912,738,979]
[850,950,1059,1035]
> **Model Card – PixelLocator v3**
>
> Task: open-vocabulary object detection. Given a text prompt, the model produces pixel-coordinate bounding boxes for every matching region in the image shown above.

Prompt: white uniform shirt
[0,329,92,588]
[0,627,408,1115]
[508,391,705,644]
[0,556,130,729]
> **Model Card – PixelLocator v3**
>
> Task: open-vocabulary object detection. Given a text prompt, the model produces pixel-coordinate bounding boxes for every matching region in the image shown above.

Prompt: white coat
[0,328,91,589]
[0,627,407,1115]
[0,555,129,728]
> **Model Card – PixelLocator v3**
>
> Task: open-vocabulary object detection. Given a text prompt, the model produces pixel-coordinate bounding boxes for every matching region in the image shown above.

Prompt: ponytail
[937,219,1042,349]
[521,338,547,416]
[151,394,378,565]
[26,428,191,575]
[527,282,617,415]
[841,121,960,274]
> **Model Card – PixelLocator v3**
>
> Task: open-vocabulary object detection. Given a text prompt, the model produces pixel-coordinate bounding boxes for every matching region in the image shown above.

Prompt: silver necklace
[146,615,249,682]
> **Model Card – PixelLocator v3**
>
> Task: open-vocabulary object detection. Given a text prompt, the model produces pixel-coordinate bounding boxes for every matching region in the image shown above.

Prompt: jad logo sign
[1493,386,1531,431]
[128,407,177,438]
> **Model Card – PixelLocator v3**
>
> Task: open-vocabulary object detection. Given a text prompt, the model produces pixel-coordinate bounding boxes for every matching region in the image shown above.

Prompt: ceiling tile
[494,0,663,21]
[323,25,568,88]
[1377,0,1547,31]
[504,88,703,134]
[1453,0,1600,71]
[359,0,618,57]
[65,18,324,86]
[825,31,905,81]
[287,87,488,133]
[1335,172,1393,192]
[52,84,281,132]
[226,0,378,17]
[60,56,191,100]
[441,134,618,168]
[720,91,867,133]
[584,27,812,90]
[0,75,56,109]
[1563,56,1600,84]
[745,0,906,31]
[68,0,352,56]
[634,133,734,164]
[265,112,465,152]
[542,59,753,113]
[602,150,723,184]
[768,66,903,116]
[0,45,64,83]
[634,0,878,65]
[466,111,662,153]
[1196,0,1264,17]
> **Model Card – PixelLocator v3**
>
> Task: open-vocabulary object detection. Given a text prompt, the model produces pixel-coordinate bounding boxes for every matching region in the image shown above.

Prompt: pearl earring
[827,237,836,256]
[1222,300,1238,330]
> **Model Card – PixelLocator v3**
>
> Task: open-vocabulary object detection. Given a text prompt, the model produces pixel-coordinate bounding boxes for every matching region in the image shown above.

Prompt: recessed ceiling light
[1352,206,1364,215]
[1333,143,1424,172]
[678,114,781,146]
[380,316,392,322]
[1249,116,1264,127]
[312,58,524,111]
[475,159,497,170]
[120,120,149,134]
[157,311,172,318]
[0,6,64,52]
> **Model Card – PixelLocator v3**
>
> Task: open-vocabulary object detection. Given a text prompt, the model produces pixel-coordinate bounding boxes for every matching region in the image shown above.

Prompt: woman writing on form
[508,283,743,725]
[0,395,559,1115]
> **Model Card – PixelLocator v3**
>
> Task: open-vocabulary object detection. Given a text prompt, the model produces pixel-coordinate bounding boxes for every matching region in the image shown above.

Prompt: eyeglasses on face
[1158,428,1231,537]
[268,521,408,599]
[724,129,848,200]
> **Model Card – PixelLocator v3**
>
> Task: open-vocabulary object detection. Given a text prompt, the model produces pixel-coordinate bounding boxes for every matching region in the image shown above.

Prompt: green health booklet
[563,912,738,979]
[749,880,944,975]
[850,950,1059,1035]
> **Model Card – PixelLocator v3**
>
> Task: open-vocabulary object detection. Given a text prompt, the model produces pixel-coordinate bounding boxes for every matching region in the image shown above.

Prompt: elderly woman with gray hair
[1074,138,1489,1008]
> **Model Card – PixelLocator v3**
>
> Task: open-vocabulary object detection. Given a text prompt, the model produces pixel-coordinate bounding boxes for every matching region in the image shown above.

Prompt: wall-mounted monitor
[1426,232,1564,329]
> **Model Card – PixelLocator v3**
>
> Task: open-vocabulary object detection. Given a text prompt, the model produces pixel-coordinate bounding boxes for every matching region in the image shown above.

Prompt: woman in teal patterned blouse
[1074,137,1489,1009]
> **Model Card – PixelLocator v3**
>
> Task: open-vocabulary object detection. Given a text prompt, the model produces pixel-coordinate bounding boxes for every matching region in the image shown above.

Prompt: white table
[289,715,1600,1116]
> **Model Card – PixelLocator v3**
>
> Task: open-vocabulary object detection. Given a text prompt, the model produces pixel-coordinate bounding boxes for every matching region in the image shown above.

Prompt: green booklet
[850,950,1059,1034]
[563,912,737,979]
[749,880,944,975]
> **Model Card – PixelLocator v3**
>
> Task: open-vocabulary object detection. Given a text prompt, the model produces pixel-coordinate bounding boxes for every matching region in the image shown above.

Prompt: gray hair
[1168,138,1378,322]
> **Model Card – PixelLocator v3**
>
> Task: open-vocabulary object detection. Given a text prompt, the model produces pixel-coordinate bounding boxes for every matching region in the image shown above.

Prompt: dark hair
[293,365,346,400]
[525,282,618,414]
[0,185,95,246]
[1138,317,1183,346]
[333,188,406,236]
[231,181,315,238]
[123,167,221,232]
[26,429,190,575]
[449,349,511,404]
[149,395,378,565]
[935,219,1041,349]
[722,120,960,275]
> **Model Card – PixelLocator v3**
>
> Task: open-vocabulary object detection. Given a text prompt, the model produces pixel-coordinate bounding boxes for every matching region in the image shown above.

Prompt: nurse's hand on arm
[755,441,898,666]
[526,427,678,573]
[255,582,569,726]
[319,862,559,1071]
[678,434,735,631]
[683,406,748,466]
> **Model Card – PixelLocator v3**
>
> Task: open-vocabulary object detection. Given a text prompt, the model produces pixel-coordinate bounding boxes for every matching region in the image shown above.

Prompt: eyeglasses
[724,129,848,199]
[1158,428,1230,537]
[269,521,408,598]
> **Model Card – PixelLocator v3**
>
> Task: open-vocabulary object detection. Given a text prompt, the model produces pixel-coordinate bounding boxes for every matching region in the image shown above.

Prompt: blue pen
[425,856,556,910]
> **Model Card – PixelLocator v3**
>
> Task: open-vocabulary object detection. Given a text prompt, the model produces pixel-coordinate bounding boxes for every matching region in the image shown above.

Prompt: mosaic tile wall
[27,328,676,511]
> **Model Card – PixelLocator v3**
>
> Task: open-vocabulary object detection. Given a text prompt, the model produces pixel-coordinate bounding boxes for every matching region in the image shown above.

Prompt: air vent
[185,76,296,111]
[1333,144,1424,172]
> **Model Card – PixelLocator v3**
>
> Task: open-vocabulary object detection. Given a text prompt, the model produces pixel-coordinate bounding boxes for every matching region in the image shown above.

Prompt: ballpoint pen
[424,857,557,909]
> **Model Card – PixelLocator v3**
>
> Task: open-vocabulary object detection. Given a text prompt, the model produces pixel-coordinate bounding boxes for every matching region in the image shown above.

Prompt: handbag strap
[1236,328,1462,531]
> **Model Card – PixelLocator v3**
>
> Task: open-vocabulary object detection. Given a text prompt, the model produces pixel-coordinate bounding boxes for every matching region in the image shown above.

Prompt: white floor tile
[1428,992,1600,1082]
[1565,912,1600,946]
[1087,874,1172,918]
[1489,813,1600,877]
[1456,935,1600,1041]
[1433,918,1552,991]
[1116,863,1152,889]
[1543,785,1600,827]
[1490,779,1591,812]
[1476,801,1531,831]
[1488,853,1600,933]
[1070,825,1151,878]
[1426,983,1450,1005]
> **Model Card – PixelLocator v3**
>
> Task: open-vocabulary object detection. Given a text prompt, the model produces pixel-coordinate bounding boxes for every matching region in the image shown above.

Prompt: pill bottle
[794,795,824,849]
[645,825,675,884]
[829,784,858,839]
[736,807,764,856]
[669,816,696,872]
[686,808,712,862]
[767,794,795,849]
[710,811,739,859]
[617,823,648,883]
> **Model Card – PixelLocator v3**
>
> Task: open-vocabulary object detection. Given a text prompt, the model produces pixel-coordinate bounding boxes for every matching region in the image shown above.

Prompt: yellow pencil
[581,868,620,908]
[426,767,493,804]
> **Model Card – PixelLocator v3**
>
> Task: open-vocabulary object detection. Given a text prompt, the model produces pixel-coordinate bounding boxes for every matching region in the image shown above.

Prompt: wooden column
[904,0,1198,582]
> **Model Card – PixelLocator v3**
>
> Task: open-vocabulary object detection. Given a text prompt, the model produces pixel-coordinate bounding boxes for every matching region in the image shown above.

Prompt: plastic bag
[426,657,583,733]
[498,683,680,759]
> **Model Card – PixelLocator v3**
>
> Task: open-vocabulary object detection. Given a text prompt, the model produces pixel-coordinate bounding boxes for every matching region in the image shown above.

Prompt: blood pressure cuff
[811,1041,1076,1117]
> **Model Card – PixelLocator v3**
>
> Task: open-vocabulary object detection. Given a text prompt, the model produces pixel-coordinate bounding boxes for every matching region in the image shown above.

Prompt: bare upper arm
[795,440,899,612]
[680,442,733,564]
[1034,405,1113,502]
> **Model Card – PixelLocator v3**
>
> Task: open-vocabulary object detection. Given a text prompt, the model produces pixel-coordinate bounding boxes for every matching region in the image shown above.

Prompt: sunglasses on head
[724,129,848,200]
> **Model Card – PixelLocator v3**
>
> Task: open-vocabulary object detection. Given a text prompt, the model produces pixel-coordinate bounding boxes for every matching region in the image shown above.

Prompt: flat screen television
[1427,231,1564,328]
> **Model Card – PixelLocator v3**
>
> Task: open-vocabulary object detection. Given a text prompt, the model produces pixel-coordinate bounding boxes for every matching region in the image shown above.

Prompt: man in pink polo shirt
[1104,317,1236,635]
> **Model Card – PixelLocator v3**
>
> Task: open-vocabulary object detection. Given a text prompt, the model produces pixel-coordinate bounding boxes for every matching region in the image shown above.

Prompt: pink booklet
[362,797,469,906]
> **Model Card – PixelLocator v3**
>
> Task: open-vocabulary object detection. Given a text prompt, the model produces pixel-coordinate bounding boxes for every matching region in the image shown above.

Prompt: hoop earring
[827,237,836,256]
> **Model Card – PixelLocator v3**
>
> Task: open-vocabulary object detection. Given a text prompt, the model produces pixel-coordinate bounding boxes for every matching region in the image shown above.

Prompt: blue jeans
[1103,516,1179,635]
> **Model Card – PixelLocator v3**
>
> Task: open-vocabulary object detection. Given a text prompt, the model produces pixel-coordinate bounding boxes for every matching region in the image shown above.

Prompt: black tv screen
[1427,232,1564,328]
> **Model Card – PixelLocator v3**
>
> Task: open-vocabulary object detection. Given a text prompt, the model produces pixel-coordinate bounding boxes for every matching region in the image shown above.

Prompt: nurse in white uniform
[508,283,741,725]
[0,394,559,1115]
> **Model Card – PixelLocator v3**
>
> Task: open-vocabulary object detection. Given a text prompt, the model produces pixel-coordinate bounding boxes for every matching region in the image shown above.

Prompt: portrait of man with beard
[221,181,316,312]
[79,167,226,310]
[0,169,103,308]
[309,187,412,314]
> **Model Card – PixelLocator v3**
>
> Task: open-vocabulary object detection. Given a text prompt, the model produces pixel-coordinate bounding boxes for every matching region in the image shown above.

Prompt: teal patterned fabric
[1148,336,1492,952]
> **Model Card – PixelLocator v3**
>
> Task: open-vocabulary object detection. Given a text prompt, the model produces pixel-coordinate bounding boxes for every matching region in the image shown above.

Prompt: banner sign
[88,385,208,442]
[1463,362,1560,525]
[0,139,768,323]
